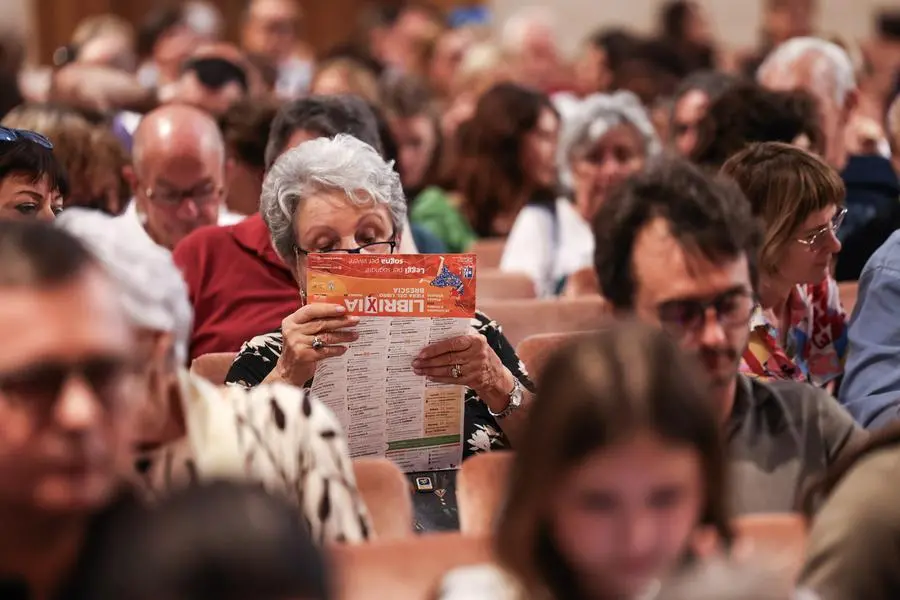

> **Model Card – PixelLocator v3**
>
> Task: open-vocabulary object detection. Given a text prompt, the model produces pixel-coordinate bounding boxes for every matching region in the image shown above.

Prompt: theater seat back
[331,533,494,600]
[190,352,238,385]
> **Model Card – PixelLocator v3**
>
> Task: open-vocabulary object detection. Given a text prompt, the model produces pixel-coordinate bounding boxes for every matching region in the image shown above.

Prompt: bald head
[133,104,225,175]
[128,105,226,250]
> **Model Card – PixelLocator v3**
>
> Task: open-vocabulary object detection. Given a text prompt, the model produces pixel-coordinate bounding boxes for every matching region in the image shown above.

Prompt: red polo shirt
[173,214,300,361]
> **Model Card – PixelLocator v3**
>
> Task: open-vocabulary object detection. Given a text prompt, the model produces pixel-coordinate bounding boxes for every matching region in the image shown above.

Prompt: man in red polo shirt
[174,95,415,361]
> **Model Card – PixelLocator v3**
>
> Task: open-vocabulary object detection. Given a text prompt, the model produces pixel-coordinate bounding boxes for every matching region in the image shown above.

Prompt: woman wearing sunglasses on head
[721,142,848,388]
[0,126,67,221]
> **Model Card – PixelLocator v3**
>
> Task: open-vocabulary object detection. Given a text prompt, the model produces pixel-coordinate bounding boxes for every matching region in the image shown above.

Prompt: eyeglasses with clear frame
[795,207,847,251]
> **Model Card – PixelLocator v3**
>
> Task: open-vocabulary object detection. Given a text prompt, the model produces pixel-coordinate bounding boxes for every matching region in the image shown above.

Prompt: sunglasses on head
[0,126,53,149]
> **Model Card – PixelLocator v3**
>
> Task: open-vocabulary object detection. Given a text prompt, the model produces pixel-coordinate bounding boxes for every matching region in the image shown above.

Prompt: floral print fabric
[225,310,535,458]
[741,278,848,387]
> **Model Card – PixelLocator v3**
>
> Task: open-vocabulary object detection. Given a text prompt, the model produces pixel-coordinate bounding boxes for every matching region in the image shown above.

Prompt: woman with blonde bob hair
[721,142,847,387]
[440,322,733,600]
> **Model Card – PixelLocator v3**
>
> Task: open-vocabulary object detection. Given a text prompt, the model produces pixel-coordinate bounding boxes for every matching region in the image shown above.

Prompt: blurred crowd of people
[3,0,900,598]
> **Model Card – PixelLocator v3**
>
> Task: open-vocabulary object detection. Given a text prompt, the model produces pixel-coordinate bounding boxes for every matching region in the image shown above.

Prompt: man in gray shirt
[592,157,866,514]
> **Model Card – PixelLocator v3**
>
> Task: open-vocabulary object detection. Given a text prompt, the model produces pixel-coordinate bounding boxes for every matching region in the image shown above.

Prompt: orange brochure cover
[307,254,477,317]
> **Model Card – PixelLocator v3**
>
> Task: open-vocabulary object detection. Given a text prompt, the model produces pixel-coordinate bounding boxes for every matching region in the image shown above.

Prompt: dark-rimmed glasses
[0,126,53,149]
[656,289,755,339]
[796,207,847,251]
[144,183,223,207]
[294,234,398,256]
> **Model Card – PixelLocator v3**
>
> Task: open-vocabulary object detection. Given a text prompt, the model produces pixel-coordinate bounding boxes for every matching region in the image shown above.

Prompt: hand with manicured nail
[264,303,360,386]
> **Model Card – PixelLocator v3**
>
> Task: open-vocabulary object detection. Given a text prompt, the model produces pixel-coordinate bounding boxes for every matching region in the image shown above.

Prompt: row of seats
[328,513,807,600]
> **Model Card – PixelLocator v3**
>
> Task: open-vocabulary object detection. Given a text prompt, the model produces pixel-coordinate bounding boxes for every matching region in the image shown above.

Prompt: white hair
[55,208,193,365]
[557,91,661,186]
[757,37,856,105]
[260,134,407,261]
[500,6,557,55]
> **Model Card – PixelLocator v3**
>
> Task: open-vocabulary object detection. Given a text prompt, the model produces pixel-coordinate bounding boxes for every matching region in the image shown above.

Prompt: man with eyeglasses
[592,157,866,514]
[121,104,229,251]
[0,220,142,598]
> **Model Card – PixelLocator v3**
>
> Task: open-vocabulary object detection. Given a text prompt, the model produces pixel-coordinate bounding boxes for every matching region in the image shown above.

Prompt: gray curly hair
[558,91,661,187]
[261,134,407,261]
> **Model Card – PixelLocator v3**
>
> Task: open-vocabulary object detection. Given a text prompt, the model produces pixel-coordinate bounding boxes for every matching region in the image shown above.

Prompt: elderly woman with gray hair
[226,134,533,458]
[501,91,660,297]
[55,208,372,544]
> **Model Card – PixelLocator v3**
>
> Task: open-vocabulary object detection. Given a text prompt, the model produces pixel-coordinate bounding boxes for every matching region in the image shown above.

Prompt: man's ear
[842,88,860,124]
[123,164,137,192]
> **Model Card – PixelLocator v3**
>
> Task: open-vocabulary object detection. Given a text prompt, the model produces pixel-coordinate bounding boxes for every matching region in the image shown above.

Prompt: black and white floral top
[225,311,534,458]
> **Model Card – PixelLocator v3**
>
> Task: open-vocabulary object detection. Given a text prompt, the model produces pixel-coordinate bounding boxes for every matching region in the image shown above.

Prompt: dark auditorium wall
[33,0,479,66]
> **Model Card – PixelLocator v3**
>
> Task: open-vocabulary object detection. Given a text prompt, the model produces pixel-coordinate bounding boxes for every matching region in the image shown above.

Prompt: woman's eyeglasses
[294,238,397,256]
[0,126,53,149]
[796,207,847,250]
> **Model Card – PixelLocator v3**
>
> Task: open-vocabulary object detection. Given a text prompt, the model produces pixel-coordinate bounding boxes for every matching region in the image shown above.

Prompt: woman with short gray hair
[501,91,659,296]
[227,134,534,461]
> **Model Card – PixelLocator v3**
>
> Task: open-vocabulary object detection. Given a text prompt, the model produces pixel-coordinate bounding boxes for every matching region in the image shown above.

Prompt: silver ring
[451,364,462,378]
[311,336,326,351]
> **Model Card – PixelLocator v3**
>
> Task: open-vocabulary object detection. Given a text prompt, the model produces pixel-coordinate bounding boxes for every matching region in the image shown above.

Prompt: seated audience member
[440,323,733,600]
[566,29,615,100]
[120,104,228,250]
[592,157,865,513]
[413,82,560,252]
[440,41,508,142]
[162,43,255,117]
[799,426,900,600]
[219,98,278,217]
[3,104,129,214]
[226,135,533,456]
[83,482,331,600]
[499,7,563,93]
[502,91,660,297]
[840,99,900,428]
[135,4,198,89]
[669,70,737,157]
[241,0,312,99]
[57,208,370,543]
[0,221,142,599]
[0,126,66,220]
[758,37,900,281]
[309,56,382,105]
[428,26,477,102]
[68,14,137,73]
[174,95,414,361]
[690,81,823,168]
[657,0,717,73]
[721,143,847,387]
[382,75,443,202]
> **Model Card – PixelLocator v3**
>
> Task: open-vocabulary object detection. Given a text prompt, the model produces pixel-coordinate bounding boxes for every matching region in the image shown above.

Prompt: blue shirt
[840,230,900,428]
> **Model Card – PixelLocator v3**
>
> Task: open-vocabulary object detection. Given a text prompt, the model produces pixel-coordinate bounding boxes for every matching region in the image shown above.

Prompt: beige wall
[491,0,886,55]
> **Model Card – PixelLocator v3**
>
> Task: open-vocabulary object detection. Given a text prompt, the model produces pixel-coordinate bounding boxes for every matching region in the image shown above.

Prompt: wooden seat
[516,331,603,384]
[733,512,807,581]
[478,270,536,300]
[457,451,514,535]
[190,352,238,385]
[331,532,494,600]
[838,281,859,317]
[351,458,413,540]
[478,296,609,348]
[471,238,506,269]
